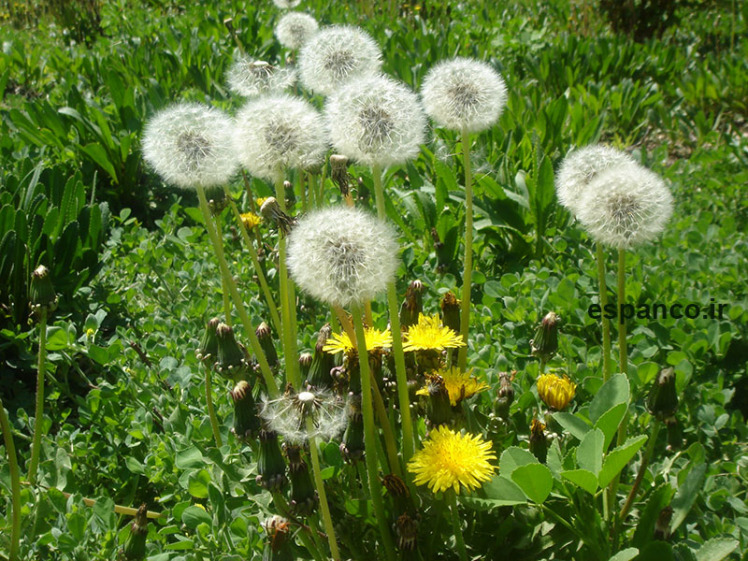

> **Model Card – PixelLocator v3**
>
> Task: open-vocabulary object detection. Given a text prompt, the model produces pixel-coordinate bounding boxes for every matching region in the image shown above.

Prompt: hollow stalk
[457,128,473,372]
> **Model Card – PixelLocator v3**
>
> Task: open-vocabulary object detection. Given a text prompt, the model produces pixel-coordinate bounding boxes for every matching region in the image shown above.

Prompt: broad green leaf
[633,541,674,561]
[553,412,591,440]
[188,469,211,499]
[598,435,648,487]
[636,362,660,385]
[595,402,628,450]
[589,373,630,423]
[175,446,204,469]
[499,446,539,477]
[561,469,598,494]
[81,143,118,182]
[45,326,71,351]
[577,428,604,475]
[478,475,528,506]
[694,538,739,561]
[633,484,675,549]
[609,548,639,561]
[181,505,212,529]
[511,463,553,504]
[670,463,706,533]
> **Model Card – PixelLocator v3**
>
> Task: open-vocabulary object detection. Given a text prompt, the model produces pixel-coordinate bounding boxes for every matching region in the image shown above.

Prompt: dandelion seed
[421,57,507,133]
[234,94,328,181]
[298,25,382,96]
[326,74,426,167]
[286,206,399,308]
[275,12,319,50]
[555,145,636,216]
[227,55,296,98]
[259,387,347,444]
[142,103,238,189]
[576,162,673,249]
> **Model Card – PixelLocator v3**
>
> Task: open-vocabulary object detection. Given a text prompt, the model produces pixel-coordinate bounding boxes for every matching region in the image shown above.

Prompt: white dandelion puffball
[259,389,347,444]
[273,0,301,9]
[142,103,239,189]
[234,94,328,181]
[326,74,427,167]
[226,55,296,98]
[421,57,507,133]
[287,206,399,308]
[576,162,673,250]
[275,12,319,50]
[556,145,636,216]
[298,25,382,96]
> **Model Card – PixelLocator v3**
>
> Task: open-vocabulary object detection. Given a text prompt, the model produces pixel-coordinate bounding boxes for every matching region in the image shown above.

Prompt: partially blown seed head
[142,103,239,189]
[226,56,296,98]
[275,12,319,50]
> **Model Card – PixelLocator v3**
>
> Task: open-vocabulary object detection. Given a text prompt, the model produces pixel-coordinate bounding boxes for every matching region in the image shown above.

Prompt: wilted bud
[536,373,576,411]
[647,367,678,420]
[383,473,412,515]
[122,504,148,560]
[529,418,548,463]
[440,291,460,334]
[197,317,221,365]
[494,371,515,419]
[400,280,424,330]
[256,322,279,370]
[260,197,296,235]
[262,516,294,561]
[530,312,560,364]
[298,352,313,379]
[284,444,318,515]
[653,505,673,541]
[231,381,261,441]
[394,513,419,551]
[256,428,288,491]
[330,154,350,197]
[307,324,335,389]
[216,323,250,381]
[416,375,453,427]
[30,265,58,316]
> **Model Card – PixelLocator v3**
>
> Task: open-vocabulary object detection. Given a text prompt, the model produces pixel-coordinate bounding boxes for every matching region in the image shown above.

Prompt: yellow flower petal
[402,314,465,352]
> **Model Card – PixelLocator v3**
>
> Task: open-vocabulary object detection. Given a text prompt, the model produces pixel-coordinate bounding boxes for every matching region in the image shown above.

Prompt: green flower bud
[216,323,250,381]
[529,418,548,464]
[394,513,419,551]
[340,393,364,462]
[256,428,287,491]
[256,321,279,370]
[647,367,678,420]
[440,291,460,334]
[197,317,221,365]
[418,375,453,427]
[307,324,335,389]
[231,381,261,441]
[494,371,515,419]
[530,312,560,364]
[284,444,318,515]
[122,504,148,560]
[400,280,424,330]
[262,516,294,561]
[30,265,58,316]
[298,352,313,380]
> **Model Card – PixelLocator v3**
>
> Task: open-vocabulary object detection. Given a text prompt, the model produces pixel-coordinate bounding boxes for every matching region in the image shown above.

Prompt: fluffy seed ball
[234,94,328,181]
[287,207,399,308]
[275,12,319,50]
[555,145,636,216]
[227,56,296,98]
[326,74,427,167]
[421,57,507,133]
[298,25,382,96]
[273,0,301,8]
[576,162,673,249]
[142,103,239,189]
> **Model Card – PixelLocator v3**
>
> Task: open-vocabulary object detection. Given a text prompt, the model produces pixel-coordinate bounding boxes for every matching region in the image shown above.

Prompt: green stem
[457,129,473,372]
[306,421,341,561]
[0,399,21,561]
[617,248,628,376]
[271,492,325,561]
[196,185,280,398]
[619,420,661,522]
[351,303,396,561]
[369,369,402,477]
[370,164,416,463]
[222,186,282,335]
[213,216,233,325]
[28,308,47,485]
[274,169,300,388]
[447,491,468,561]
[596,244,613,382]
[204,365,222,448]
[299,171,308,213]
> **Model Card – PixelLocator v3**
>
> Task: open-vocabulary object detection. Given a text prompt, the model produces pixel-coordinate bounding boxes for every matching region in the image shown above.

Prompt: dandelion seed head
[576,163,673,249]
[227,55,296,98]
[287,206,399,308]
[142,103,239,189]
[275,12,319,50]
[326,74,426,167]
[298,26,382,96]
[421,57,507,133]
[260,388,347,444]
[556,145,636,216]
[234,94,328,181]
[273,0,300,9]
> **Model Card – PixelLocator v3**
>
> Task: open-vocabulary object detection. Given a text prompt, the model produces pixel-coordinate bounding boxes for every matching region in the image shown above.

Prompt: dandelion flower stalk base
[305,421,341,561]
[204,365,222,448]
[28,307,48,485]
[458,128,473,372]
[447,491,468,561]
[0,398,21,561]
[596,243,613,381]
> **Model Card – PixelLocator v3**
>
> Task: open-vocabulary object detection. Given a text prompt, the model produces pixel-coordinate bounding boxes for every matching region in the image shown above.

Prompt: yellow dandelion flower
[256,197,270,208]
[322,327,392,355]
[536,373,576,411]
[407,426,496,494]
[240,211,262,230]
[439,367,489,406]
[402,314,465,352]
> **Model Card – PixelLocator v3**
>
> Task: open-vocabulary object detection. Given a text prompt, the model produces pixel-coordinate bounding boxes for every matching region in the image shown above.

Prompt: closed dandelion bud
[256,428,288,491]
[298,352,312,380]
[196,317,221,365]
[530,312,560,364]
[529,419,548,464]
[284,444,318,515]
[262,516,294,561]
[394,513,419,551]
[654,505,673,541]
[536,373,576,411]
[647,367,678,420]
[122,504,148,560]
[231,381,261,441]
[216,323,250,381]
[383,474,411,514]
[341,393,365,462]
[400,280,424,330]
[440,292,460,334]
[30,265,58,316]
[307,324,335,389]
[330,154,350,197]
[260,197,296,236]
[665,417,682,452]
[417,375,453,427]
[494,371,515,419]
[256,322,279,370]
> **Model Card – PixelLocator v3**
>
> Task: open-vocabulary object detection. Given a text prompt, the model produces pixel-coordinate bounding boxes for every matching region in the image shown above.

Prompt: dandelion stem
[369,370,402,477]
[223,186,282,335]
[306,422,341,561]
[595,244,613,381]
[620,419,661,523]
[617,248,628,376]
[28,307,47,485]
[457,128,473,372]
[351,302,396,561]
[447,491,468,561]
[274,168,300,388]
[0,398,21,561]
[213,216,233,326]
[371,164,416,464]
[299,172,308,213]
[271,492,325,561]
[196,185,280,398]
[204,364,222,448]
